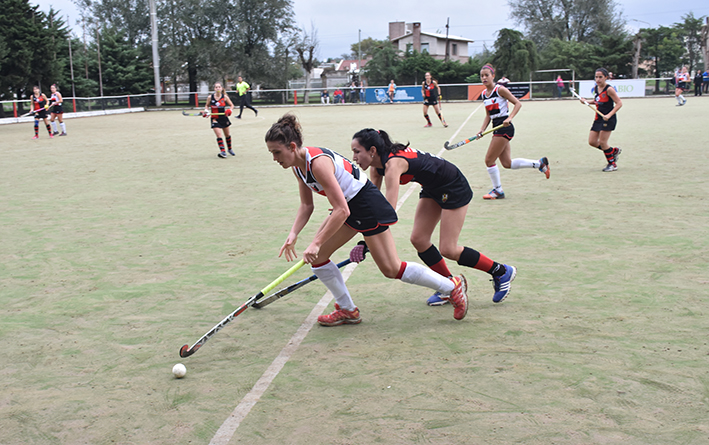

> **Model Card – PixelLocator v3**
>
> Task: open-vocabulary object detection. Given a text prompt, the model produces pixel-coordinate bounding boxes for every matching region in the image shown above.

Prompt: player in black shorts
[265,114,469,325]
[476,64,550,200]
[49,84,67,136]
[585,68,623,172]
[31,85,52,139]
[203,82,235,158]
[350,128,517,306]
[422,72,447,127]
[674,66,689,106]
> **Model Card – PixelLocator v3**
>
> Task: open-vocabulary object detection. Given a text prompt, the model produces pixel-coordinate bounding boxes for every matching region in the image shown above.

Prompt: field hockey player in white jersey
[265,114,469,325]
[477,64,550,200]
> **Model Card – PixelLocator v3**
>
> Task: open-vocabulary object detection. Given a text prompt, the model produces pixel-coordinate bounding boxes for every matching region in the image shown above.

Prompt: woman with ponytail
[477,64,550,199]
[265,114,469,325]
[350,128,516,305]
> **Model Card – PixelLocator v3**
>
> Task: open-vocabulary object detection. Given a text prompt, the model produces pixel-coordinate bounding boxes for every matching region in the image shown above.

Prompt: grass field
[1,96,708,445]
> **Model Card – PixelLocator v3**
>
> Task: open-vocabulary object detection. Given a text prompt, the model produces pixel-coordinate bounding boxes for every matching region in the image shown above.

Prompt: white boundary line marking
[210,102,483,444]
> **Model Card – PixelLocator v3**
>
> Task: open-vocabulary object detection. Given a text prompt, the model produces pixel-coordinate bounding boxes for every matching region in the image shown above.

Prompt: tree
[349,37,387,59]
[491,29,537,81]
[508,0,625,49]
[640,26,683,92]
[295,24,318,103]
[97,26,153,95]
[362,40,400,86]
[674,12,705,72]
[0,0,69,115]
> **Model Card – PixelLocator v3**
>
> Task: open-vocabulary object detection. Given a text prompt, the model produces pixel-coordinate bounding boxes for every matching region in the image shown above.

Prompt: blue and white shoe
[492,265,516,303]
[426,292,449,306]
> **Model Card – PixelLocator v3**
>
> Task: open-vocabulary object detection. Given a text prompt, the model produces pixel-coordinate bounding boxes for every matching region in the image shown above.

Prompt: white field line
[210,102,483,444]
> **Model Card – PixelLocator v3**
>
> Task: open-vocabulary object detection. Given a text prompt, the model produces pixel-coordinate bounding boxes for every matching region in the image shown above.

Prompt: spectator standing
[694,70,704,96]
[703,69,709,94]
[555,75,564,98]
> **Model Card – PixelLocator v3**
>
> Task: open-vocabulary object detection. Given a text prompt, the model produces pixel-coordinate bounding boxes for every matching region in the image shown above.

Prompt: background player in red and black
[351,128,517,305]
[31,85,52,139]
[585,68,623,172]
[421,72,447,127]
[203,82,235,158]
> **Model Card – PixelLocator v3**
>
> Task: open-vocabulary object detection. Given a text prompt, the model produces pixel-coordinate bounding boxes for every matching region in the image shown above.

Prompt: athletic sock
[487,164,502,190]
[60,122,66,133]
[603,148,615,163]
[510,158,540,169]
[397,261,455,294]
[437,113,443,121]
[34,123,39,136]
[424,114,432,124]
[418,245,452,277]
[489,263,507,277]
[51,121,57,132]
[46,124,52,135]
[226,135,232,150]
[217,137,225,152]
[457,246,503,276]
[312,260,356,311]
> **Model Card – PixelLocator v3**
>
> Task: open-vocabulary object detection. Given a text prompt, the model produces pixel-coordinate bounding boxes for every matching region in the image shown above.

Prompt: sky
[32,0,709,59]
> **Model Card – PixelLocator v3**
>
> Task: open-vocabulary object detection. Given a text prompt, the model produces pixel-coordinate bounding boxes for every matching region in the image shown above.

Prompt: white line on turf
[210,102,483,444]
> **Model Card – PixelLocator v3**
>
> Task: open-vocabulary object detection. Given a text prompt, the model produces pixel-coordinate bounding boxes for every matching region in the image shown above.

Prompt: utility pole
[149,0,161,106]
[444,18,450,62]
[96,27,103,97]
[358,29,362,84]
[67,16,76,99]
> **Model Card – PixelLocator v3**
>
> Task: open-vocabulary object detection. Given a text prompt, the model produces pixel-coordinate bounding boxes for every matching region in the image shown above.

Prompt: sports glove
[349,240,369,263]
[202,112,209,118]
[225,109,232,117]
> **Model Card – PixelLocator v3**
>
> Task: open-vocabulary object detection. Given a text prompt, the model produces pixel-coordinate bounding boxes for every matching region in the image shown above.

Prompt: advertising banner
[366,86,423,103]
[577,79,646,98]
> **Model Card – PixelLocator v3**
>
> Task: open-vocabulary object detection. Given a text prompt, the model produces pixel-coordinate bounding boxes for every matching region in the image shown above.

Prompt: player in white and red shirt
[675,66,689,106]
[265,114,469,325]
[476,64,550,200]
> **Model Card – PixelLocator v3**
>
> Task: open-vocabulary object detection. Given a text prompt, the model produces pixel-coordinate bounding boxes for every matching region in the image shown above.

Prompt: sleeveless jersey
[294,147,366,202]
[423,81,436,98]
[376,146,458,188]
[594,85,614,120]
[50,92,61,105]
[482,85,509,119]
[33,94,46,111]
[209,94,227,117]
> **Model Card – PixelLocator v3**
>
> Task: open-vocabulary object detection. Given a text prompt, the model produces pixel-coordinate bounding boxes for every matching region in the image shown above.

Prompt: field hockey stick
[181,110,227,117]
[444,124,504,150]
[252,243,369,309]
[569,87,605,118]
[179,259,305,358]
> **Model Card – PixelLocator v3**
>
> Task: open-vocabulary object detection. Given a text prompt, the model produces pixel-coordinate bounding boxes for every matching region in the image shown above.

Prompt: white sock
[399,262,454,295]
[511,158,539,169]
[487,165,502,190]
[312,260,356,311]
[51,122,57,132]
[679,95,685,101]
[60,122,66,133]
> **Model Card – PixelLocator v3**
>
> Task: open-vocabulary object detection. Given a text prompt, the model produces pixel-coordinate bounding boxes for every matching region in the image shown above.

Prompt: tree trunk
[304,70,311,103]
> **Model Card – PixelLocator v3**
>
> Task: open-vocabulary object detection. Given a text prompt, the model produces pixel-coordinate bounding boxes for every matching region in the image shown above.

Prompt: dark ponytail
[352,128,409,159]
[265,113,304,147]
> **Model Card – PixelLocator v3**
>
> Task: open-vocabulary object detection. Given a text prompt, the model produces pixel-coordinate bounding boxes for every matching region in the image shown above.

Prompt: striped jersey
[482,85,509,119]
[294,147,366,201]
